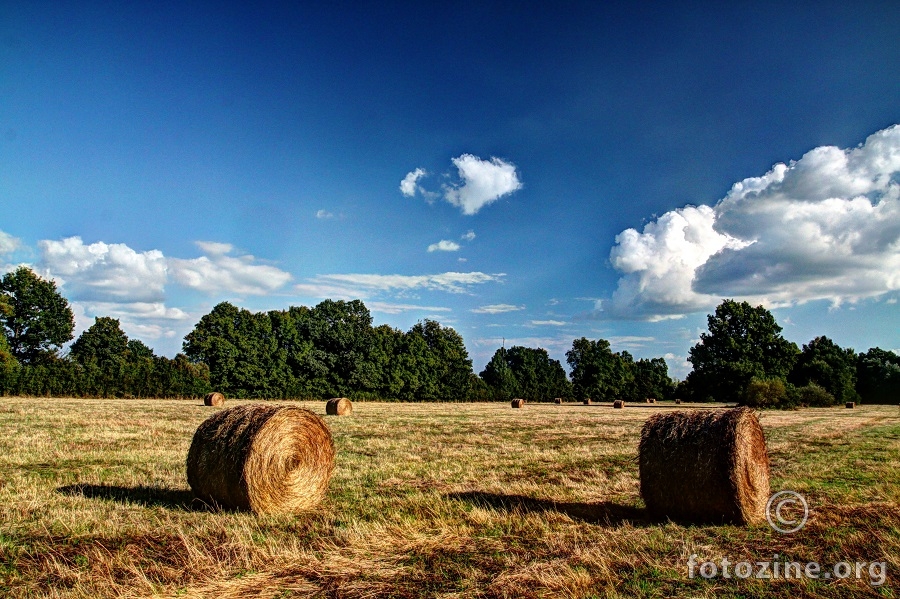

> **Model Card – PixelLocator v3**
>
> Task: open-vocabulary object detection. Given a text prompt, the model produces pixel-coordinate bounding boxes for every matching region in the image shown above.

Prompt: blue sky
[2,2,898,378]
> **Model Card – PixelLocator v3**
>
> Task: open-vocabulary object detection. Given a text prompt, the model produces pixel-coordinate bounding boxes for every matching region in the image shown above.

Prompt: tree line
[0,266,897,405]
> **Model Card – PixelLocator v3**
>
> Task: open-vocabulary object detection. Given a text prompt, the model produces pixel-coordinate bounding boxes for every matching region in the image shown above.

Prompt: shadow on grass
[446,491,647,526]
[57,483,205,510]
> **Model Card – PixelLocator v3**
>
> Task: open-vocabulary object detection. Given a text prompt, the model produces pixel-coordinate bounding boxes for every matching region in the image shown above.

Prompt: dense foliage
[0,269,896,406]
[480,346,572,401]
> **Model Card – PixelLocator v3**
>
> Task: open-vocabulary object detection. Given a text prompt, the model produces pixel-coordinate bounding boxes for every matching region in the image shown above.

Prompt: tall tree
[856,348,900,404]
[0,267,75,363]
[183,302,279,397]
[70,316,129,369]
[788,336,858,405]
[631,357,675,402]
[566,338,633,402]
[482,346,571,401]
[685,300,798,402]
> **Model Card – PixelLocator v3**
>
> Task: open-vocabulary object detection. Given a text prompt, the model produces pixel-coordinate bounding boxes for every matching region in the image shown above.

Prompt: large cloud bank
[604,124,900,320]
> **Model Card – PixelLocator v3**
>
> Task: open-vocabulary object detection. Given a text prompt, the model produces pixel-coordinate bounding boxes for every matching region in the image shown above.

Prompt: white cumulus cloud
[0,230,21,255]
[461,230,476,241]
[427,240,461,252]
[400,168,427,197]
[39,236,168,302]
[603,124,900,320]
[443,154,522,215]
[169,242,292,295]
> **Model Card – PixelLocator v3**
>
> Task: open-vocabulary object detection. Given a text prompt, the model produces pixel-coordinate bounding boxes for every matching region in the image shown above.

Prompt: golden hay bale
[186,404,335,514]
[845,401,855,409]
[325,397,353,416]
[646,398,656,404]
[511,398,525,408]
[583,398,593,405]
[638,407,770,525]
[675,398,682,404]
[554,397,563,405]
[613,400,625,409]
[204,392,225,407]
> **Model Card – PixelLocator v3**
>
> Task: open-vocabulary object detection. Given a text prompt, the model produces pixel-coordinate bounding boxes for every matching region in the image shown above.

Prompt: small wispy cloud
[461,230,476,241]
[529,319,567,326]
[400,168,427,197]
[295,271,505,299]
[0,230,21,255]
[316,209,334,219]
[471,303,525,314]
[427,240,461,253]
[401,154,522,215]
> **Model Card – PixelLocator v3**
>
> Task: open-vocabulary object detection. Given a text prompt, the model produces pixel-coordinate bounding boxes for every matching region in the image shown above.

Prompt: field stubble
[0,398,897,598]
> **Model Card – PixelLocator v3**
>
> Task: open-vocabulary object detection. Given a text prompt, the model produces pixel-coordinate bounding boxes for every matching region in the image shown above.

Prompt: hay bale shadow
[57,483,205,511]
[446,491,647,526]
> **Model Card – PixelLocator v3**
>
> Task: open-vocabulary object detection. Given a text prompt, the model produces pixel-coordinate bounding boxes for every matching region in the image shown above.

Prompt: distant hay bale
[326,397,353,416]
[186,404,335,514]
[554,397,563,404]
[583,398,593,405]
[511,398,525,408]
[638,407,770,525]
[675,399,682,405]
[204,392,225,407]
[846,402,855,409]
[613,400,625,409]
[647,398,656,404]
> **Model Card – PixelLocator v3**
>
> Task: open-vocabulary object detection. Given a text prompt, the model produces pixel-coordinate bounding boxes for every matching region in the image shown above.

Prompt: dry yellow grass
[0,397,897,598]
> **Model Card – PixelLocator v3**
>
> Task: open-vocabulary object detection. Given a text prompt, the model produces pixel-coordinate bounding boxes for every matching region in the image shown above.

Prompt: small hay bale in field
[554,397,563,405]
[846,402,855,409]
[326,397,353,416]
[638,407,770,525]
[204,392,225,407]
[583,398,593,405]
[511,398,525,408]
[647,398,656,404]
[613,400,625,409]
[186,404,335,514]
[675,399,682,405]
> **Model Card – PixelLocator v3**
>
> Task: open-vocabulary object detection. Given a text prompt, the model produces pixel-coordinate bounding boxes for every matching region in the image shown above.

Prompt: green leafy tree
[183,302,280,398]
[70,317,129,369]
[482,346,571,401]
[788,336,858,405]
[856,348,900,404]
[566,338,633,402]
[631,357,676,402]
[0,267,75,363]
[685,300,799,402]
[400,320,472,401]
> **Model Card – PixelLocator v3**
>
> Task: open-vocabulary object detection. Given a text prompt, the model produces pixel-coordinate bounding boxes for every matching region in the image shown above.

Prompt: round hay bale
[326,397,352,416]
[554,397,563,405]
[647,398,656,404]
[511,398,525,408]
[845,401,855,409]
[204,392,225,407]
[675,398,682,405]
[186,404,335,514]
[613,400,625,409]
[583,398,593,405]
[638,407,770,525]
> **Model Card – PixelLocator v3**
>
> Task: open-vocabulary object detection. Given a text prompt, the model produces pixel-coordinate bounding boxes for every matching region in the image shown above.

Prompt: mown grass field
[0,397,897,598]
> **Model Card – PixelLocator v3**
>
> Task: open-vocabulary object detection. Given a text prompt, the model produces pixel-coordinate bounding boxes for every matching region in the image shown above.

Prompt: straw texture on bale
[186,404,335,514]
[204,392,225,407]
[511,398,525,408]
[639,407,770,525]
[613,400,625,409]
[583,398,593,405]
[326,397,353,416]
[846,402,856,409]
